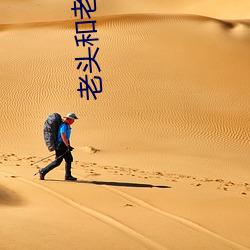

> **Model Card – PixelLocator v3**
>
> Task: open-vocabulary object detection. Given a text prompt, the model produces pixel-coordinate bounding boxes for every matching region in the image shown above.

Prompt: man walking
[39,112,78,181]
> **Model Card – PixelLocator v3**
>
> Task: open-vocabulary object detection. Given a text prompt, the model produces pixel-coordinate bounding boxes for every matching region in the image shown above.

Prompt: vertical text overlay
[71,0,102,100]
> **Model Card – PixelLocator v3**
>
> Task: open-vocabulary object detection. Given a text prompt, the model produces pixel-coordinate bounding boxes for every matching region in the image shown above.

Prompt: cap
[64,112,78,120]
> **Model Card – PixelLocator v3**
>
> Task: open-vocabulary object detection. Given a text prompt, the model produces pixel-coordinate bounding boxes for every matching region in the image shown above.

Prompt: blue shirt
[57,122,71,143]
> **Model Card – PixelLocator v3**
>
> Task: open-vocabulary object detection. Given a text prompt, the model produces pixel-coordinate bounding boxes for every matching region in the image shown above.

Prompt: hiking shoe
[39,170,45,180]
[65,176,77,181]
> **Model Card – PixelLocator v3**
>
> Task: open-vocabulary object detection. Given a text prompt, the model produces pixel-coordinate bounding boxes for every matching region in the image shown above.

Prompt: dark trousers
[41,149,73,177]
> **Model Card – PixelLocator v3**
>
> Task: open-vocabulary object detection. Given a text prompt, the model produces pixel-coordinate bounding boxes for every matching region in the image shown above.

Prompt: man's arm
[61,132,69,147]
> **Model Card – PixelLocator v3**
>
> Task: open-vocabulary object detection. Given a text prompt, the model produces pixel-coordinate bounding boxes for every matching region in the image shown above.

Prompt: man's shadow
[76,180,171,189]
[46,178,171,188]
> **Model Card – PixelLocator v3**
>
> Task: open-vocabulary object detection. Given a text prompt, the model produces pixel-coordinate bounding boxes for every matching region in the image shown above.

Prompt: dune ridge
[1,0,250,24]
[1,13,250,30]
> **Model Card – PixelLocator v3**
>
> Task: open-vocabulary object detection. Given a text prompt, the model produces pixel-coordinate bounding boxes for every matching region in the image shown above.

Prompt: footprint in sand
[124,203,133,207]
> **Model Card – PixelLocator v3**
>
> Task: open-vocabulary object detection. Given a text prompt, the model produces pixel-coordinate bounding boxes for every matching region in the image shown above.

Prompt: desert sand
[0,0,250,249]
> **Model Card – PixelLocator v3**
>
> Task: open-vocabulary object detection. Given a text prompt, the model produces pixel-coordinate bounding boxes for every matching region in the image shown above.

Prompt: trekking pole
[31,153,55,166]
[33,151,69,176]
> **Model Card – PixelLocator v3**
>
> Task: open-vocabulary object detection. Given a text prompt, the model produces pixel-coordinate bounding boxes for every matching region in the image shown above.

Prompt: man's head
[64,112,78,125]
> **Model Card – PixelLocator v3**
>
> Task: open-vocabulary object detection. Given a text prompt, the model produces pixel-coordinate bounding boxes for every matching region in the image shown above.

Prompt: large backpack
[43,113,63,151]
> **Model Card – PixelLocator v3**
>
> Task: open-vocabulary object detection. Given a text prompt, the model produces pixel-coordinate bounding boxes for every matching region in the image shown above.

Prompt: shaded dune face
[0,184,23,206]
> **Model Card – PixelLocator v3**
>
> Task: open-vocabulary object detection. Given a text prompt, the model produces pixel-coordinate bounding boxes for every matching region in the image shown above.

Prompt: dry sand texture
[1,0,250,250]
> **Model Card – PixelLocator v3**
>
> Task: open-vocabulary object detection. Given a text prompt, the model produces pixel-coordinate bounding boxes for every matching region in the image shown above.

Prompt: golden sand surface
[1,1,250,249]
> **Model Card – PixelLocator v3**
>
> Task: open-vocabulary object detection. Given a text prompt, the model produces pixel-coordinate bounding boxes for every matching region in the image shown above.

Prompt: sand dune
[1,1,250,250]
[1,14,249,179]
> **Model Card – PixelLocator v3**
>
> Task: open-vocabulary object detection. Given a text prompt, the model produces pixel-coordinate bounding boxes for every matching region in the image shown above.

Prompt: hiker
[39,112,78,181]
